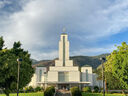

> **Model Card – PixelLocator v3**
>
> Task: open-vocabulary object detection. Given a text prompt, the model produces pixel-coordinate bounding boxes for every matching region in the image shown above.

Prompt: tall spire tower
[55,29,73,67]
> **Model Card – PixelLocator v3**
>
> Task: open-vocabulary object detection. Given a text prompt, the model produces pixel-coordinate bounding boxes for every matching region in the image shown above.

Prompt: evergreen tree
[0,37,34,96]
[0,36,4,50]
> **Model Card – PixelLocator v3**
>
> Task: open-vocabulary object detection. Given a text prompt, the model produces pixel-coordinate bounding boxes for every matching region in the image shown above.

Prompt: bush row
[0,86,44,94]
[21,86,43,93]
[70,86,100,96]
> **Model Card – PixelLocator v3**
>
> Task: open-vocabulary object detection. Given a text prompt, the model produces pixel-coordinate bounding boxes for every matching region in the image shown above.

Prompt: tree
[0,37,34,96]
[0,36,4,50]
[96,64,121,90]
[105,42,128,90]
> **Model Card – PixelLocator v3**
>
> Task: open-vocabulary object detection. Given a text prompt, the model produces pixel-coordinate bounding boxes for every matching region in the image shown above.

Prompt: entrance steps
[55,90,71,96]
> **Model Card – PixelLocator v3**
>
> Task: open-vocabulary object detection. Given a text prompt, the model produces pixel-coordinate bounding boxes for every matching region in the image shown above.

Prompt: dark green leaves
[0,38,34,96]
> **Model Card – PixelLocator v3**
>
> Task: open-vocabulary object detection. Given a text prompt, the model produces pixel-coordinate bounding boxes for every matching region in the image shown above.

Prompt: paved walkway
[55,90,71,96]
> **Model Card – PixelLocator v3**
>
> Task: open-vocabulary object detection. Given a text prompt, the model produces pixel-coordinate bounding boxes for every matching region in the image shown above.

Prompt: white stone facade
[28,67,47,87]
[28,33,100,89]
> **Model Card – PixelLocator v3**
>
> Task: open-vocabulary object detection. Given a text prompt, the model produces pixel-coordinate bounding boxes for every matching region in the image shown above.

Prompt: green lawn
[0,92,44,96]
[82,93,125,96]
[1,92,126,96]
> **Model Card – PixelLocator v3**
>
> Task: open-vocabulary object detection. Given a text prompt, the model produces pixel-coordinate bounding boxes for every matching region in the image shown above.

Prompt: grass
[0,92,44,96]
[1,92,126,96]
[82,93,126,96]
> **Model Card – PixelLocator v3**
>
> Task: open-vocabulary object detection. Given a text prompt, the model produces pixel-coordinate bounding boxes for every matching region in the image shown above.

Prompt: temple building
[28,32,101,89]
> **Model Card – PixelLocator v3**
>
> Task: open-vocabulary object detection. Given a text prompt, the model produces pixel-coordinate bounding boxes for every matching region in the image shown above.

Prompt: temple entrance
[58,84,69,90]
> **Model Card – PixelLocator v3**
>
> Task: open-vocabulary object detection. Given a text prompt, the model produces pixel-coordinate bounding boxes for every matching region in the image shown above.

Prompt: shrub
[24,87,29,93]
[23,86,35,93]
[35,86,42,92]
[19,88,24,93]
[44,86,55,96]
[94,86,99,93]
[82,86,91,93]
[28,86,34,92]
[70,86,82,96]
[49,86,55,93]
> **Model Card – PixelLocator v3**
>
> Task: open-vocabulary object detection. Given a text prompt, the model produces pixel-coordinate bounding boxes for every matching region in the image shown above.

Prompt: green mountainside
[32,53,110,69]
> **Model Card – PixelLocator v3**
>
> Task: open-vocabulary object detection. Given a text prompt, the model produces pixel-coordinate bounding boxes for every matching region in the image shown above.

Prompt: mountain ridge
[32,53,110,69]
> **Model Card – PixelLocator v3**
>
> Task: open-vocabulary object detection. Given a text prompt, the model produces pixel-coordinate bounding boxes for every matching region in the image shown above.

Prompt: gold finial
[62,27,66,32]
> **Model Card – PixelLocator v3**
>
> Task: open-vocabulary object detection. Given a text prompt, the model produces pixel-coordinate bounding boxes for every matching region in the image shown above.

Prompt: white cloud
[31,50,58,60]
[0,0,128,60]
[71,45,116,56]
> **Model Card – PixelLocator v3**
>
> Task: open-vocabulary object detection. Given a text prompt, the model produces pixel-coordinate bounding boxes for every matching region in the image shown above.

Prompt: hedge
[44,86,55,96]
[70,86,82,96]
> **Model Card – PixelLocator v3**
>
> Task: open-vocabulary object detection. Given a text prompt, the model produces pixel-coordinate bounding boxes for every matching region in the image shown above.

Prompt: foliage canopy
[0,37,34,96]
[105,42,128,89]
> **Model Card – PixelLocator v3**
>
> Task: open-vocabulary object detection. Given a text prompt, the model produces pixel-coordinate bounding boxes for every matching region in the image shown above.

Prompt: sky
[0,0,128,60]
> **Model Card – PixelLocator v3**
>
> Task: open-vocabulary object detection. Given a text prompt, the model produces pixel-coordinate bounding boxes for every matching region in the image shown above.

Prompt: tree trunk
[105,80,107,93]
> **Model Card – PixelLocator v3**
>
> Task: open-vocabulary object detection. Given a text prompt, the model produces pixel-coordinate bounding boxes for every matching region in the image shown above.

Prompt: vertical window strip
[39,69,42,82]
[86,69,89,82]
[63,36,65,66]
